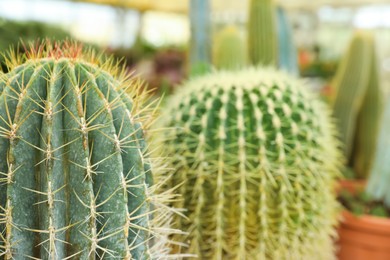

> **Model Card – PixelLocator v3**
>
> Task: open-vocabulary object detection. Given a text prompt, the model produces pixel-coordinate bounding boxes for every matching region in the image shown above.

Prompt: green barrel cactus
[0,41,176,259]
[332,31,383,178]
[156,68,341,259]
[213,25,246,70]
[247,0,278,66]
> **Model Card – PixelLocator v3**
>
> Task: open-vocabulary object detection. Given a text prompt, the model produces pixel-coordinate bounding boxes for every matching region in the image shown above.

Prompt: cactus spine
[0,42,175,259]
[156,68,341,259]
[332,31,383,178]
[213,25,246,70]
[247,0,278,66]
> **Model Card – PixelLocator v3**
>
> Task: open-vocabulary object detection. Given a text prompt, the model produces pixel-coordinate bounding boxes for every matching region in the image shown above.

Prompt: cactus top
[0,41,175,259]
[159,67,341,259]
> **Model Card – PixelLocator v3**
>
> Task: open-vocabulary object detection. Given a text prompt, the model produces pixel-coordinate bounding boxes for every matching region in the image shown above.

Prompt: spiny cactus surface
[0,42,175,259]
[156,68,341,259]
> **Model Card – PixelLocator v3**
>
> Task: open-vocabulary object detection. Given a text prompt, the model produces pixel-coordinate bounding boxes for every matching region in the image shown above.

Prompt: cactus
[277,6,299,75]
[332,31,383,178]
[189,0,212,75]
[367,95,390,206]
[0,41,176,259]
[156,68,341,259]
[247,0,278,66]
[213,25,246,70]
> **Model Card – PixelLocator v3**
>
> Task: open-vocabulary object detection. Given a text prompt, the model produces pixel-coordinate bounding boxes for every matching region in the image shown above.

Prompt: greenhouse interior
[0,0,390,259]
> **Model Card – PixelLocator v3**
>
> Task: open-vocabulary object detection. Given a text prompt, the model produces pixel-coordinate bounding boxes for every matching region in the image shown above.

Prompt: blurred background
[2,0,390,95]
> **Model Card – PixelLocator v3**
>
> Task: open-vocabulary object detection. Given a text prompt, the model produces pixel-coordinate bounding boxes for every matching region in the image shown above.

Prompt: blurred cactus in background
[332,31,383,179]
[277,6,299,75]
[247,0,278,66]
[213,25,246,70]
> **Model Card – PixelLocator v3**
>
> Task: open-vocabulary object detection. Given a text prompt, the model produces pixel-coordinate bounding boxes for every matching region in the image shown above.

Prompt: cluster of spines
[332,31,383,178]
[0,42,178,259]
[158,68,341,259]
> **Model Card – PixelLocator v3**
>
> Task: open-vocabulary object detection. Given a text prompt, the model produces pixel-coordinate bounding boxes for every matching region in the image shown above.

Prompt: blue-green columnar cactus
[156,68,341,259]
[367,96,390,206]
[0,41,177,259]
[277,6,299,75]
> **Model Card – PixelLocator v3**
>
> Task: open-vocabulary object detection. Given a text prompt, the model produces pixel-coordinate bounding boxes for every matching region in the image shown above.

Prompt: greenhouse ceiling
[72,0,390,12]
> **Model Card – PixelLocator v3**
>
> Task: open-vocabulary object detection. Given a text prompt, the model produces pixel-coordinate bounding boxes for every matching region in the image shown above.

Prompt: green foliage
[213,25,246,70]
[332,31,383,179]
[0,42,175,259]
[156,68,341,259]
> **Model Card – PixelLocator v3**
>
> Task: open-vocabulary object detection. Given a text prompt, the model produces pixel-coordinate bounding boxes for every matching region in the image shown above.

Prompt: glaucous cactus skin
[277,6,299,75]
[156,68,341,259]
[0,42,175,259]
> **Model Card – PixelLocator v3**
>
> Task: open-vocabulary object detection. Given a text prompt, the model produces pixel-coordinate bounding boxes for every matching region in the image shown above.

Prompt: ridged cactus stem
[0,41,178,259]
[248,0,278,66]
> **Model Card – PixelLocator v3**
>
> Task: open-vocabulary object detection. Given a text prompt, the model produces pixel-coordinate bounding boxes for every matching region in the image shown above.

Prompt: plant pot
[337,208,390,259]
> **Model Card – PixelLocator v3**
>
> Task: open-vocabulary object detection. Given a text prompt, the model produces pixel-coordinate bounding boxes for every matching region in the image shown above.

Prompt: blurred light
[142,11,189,47]
[0,0,141,48]
[354,5,390,28]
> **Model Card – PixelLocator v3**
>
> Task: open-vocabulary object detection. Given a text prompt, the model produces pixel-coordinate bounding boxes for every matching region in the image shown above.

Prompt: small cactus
[0,41,176,259]
[156,68,341,259]
[213,25,246,70]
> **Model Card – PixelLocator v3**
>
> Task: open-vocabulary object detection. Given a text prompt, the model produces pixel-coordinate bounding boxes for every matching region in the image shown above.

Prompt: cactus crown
[0,41,177,259]
[157,68,342,259]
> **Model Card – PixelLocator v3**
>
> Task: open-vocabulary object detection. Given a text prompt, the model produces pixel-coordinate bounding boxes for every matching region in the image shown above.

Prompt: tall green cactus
[332,31,383,178]
[247,0,278,66]
[213,25,246,70]
[156,68,341,259]
[0,41,176,259]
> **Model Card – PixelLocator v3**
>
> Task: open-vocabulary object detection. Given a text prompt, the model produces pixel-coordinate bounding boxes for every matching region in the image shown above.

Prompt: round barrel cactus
[156,68,341,259]
[0,42,176,259]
